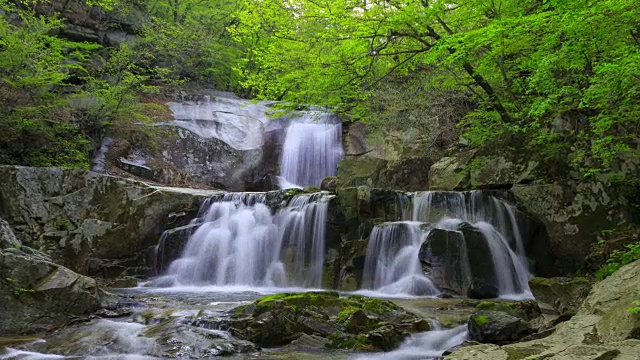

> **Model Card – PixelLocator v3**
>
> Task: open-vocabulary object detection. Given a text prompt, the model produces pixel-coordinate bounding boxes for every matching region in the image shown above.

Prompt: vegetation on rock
[207,291,430,351]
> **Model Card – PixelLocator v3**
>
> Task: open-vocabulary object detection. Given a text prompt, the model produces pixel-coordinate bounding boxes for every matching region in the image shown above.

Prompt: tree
[234,0,640,172]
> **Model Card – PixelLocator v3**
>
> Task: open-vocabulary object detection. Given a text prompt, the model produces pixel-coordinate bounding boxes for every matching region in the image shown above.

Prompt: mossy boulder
[321,176,338,192]
[337,156,388,189]
[203,291,429,351]
[468,301,542,344]
[468,311,534,345]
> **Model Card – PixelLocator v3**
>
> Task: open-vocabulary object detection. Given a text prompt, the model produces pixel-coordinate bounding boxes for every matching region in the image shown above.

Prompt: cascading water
[156,192,330,288]
[279,111,344,189]
[361,190,533,299]
[358,323,468,360]
[362,222,440,296]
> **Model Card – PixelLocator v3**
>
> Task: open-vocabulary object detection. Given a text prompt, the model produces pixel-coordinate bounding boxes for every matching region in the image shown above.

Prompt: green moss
[54,219,71,231]
[474,315,490,327]
[528,277,557,287]
[327,333,370,350]
[337,306,358,324]
[255,291,342,310]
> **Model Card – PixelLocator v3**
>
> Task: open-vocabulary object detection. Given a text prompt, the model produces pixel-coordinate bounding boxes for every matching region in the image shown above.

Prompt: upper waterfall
[279,111,344,189]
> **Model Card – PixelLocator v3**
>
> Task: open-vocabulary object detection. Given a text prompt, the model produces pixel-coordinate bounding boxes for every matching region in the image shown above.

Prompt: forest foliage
[0,0,638,174]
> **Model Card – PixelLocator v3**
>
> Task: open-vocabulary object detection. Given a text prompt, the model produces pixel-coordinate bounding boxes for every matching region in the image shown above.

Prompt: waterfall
[156,192,330,288]
[362,222,440,296]
[361,190,533,299]
[279,111,344,189]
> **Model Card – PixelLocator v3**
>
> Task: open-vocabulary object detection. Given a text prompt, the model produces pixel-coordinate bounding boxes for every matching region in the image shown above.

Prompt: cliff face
[0,165,219,279]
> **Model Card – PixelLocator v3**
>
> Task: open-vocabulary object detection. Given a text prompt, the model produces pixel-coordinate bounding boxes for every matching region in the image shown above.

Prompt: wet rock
[528,277,592,314]
[467,281,500,299]
[211,291,428,351]
[419,222,500,298]
[468,311,533,344]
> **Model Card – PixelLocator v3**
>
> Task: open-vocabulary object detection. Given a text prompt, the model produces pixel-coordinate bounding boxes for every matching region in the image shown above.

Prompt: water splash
[279,111,344,189]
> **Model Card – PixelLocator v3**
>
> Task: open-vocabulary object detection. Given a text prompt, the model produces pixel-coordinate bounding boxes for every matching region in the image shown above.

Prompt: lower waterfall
[362,222,440,296]
[156,192,329,288]
[361,191,533,299]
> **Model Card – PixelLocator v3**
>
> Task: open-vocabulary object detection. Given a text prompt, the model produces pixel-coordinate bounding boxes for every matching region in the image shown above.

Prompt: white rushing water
[356,324,468,360]
[362,222,440,296]
[158,192,330,288]
[279,111,344,189]
[361,191,533,299]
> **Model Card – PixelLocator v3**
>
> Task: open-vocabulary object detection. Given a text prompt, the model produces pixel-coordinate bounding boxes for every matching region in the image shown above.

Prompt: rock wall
[0,217,112,335]
[29,0,146,46]
[0,166,219,279]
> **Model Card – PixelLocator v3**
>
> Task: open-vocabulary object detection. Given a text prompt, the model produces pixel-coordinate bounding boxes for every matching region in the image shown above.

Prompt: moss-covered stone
[208,291,429,351]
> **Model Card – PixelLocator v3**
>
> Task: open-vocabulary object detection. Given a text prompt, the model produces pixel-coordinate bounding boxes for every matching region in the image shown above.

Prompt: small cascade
[279,111,344,189]
[358,324,468,360]
[362,222,440,296]
[412,191,529,261]
[412,191,532,298]
[156,192,330,288]
[361,190,533,299]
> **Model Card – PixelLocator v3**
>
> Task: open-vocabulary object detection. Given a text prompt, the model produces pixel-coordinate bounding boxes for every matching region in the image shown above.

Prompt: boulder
[200,291,429,351]
[428,154,474,191]
[467,301,542,345]
[528,277,592,314]
[0,219,112,335]
[511,181,626,275]
[468,310,533,344]
[0,218,20,249]
[0,166,220,278]
[341,121,433,191]
[447,261,640,359]
[467,281,500,300]
[33,0,147,46]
